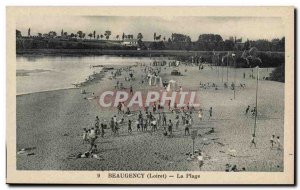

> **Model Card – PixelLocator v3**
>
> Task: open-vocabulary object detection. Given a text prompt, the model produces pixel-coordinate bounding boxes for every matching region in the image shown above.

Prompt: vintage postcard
[6,6,294,184]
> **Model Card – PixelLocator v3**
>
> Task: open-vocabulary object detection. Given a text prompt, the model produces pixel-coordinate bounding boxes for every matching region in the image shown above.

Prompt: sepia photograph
[6,6,295,184]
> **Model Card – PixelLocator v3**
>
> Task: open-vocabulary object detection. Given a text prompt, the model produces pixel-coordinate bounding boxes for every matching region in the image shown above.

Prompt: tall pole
[253,66,259,136]
[226,51,229,82]
[217,53,219,78]
[233,54,236,99]
[221,58,224,83]
[192,139,195,155]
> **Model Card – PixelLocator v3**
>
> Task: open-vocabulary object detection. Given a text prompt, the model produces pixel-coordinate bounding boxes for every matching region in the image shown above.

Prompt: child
[152,118,157,132]
[82,128,89,144]
[163,129,168,137]
[197,152,204,171]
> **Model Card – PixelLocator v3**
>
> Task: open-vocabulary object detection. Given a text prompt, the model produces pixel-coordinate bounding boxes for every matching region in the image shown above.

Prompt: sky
[16,16,285,41]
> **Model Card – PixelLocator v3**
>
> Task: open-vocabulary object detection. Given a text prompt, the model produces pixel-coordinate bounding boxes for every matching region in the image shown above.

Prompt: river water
[16,55,156,95]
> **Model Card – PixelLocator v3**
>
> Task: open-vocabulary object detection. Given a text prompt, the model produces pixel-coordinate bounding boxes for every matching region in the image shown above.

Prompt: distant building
[228,36,245,50]
[121,39,138,47]
[235,41,245,51]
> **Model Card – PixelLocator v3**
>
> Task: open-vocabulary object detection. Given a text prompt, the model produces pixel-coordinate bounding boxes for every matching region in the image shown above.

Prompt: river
[16,55,157,95]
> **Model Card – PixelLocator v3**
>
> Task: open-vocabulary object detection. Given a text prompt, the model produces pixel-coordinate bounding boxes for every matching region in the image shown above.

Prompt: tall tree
[137,33,143,40]
[61,29,64,37]
[28,28,31,37]
[153,32,156,41]
[93,30,96,39]
[104,30,111,40]
[48,31,57,38]
[122,32,125,40]
[116,35,119,40]
[88,33,93,39]
[155,35,161,41]
[77,31,83,39]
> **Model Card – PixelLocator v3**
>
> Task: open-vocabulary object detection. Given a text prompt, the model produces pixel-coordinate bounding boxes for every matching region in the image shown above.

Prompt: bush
[269,63,285,82]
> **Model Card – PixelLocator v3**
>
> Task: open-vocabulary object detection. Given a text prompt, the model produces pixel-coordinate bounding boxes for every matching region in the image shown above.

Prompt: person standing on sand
[157,112,162,128]
[250,134,256,148]
[163,112,167,126]
[89,128,97,148]
[276,136,281,150]
[189,111,193,125]
[95,116,100,135]
[117,103,122,114]
[115,122,119,136]
[245,105,250,114]
[182,111,186,125]
[175,114,180,129]
[197,151,204,171]
[113,115,117,126]
[82,128,89,144]
[100,123,105,138]
[136,120,140,132]
[198,109,203,121]
[152,117,157,132]
[110,117,115,135]
[128,120,132,133]
[130,85,133,95]
[140,117,144,132]
[251,107,257,116]
[209,107,213,119]
[184,120,190,136]
[270,135,275,149]
[168,120,173,137]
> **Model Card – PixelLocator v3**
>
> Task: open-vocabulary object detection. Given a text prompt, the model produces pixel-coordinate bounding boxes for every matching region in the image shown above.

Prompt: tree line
[16,28,285,52]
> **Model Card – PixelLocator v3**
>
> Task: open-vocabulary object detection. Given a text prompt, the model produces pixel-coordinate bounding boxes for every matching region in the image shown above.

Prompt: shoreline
[17,66,109,96]
[16,87,78,97]
[16,49,285,57]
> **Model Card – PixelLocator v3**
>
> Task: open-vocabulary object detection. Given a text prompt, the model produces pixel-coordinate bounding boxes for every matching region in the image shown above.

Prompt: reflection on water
[16,55,156,95]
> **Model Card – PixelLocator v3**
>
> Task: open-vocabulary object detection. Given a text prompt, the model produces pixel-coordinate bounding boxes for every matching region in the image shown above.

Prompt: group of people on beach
[245,105,257,116]
[71,58,282,172]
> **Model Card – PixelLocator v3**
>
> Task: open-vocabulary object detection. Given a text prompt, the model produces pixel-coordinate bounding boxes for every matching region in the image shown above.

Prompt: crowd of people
[73,59,281,171]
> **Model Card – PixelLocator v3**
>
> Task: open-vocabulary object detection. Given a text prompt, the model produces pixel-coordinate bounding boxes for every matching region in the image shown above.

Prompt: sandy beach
[16,62,284,171]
